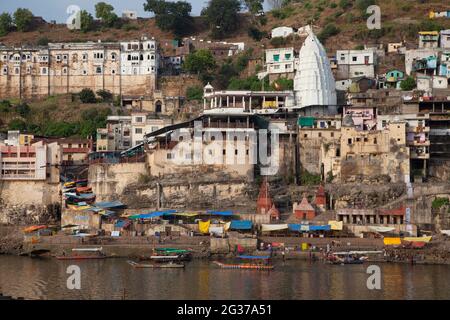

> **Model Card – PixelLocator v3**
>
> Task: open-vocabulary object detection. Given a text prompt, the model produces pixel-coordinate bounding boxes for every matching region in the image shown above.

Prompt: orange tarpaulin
[23,225,47,233]
[383,237,401,245]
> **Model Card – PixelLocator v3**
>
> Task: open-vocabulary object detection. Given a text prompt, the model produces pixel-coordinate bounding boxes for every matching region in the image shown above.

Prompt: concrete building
[96,116,132,151]
[419,31,440,49]
[0,134,61,182]
[122,10,137,20]
[387,42,405,54]
[294,31,337,107]
[202,83,295,113]
[440,30,450,49]
[404,48,440,75]
[131,112,172,147]
[335,49,376,79]
[264,47,296,81]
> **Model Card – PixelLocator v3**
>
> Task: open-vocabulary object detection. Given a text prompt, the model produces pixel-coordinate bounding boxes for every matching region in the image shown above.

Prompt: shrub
[270,36,286,47]
[300,170,321,186]
[0,100,11,112]
[318,23,340,43]
[186,86,203,101]
[8,119,27,131]
[79,88,97,103]
[248,27,265,41]
[400,76,416,91]
[16,102,31,117]
[432,197,449,210]
[96,89,113,102]
[37,36,50,46]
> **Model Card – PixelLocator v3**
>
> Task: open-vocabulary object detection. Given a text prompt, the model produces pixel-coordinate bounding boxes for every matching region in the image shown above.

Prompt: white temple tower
[294,30,337,107]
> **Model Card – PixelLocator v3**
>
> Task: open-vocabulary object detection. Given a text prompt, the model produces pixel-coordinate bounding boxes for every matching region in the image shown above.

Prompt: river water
[1,256,450,299]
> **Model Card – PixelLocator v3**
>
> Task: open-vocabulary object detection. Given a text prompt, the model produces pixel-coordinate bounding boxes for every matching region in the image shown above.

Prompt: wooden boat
[56,247,106,260]
[128,260,185,268]
[213,255,274,271]
[152,248,192,261]
[326,252,367,265]
[76,186,92,194]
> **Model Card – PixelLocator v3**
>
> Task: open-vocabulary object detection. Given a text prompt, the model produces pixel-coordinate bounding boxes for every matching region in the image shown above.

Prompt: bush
[432,197,449,210]
[338,0,351,9]
[0,100,11,112]
[0,12,13,36]
[270,36,286,47]
[37,36,50,46]
[400,76,416,91]
[79,88,97,103]
[96,89,113,102]
[271,77,293,90]
[248,27,265,41]
[318,23,340,43]
[186,86,203,101]
[16,103,31,117]
[300,170,321,186]
[8,119,27,131]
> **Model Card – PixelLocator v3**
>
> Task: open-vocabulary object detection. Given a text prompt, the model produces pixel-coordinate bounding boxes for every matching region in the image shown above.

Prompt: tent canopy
[230,220,253,230]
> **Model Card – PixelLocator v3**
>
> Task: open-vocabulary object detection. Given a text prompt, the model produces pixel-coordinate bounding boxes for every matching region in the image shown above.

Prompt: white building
[131,112,172,147]
[294,31,337,107]
[120,38,158,76]
[264,47,296,78]
[122,10,137,20]
[271,27,294,38]
[335,49,376,79]
[441,30,450,49]
[404,48,440,75]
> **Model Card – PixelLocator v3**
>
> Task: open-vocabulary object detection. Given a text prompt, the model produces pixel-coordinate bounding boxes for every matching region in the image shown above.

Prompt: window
[82,53,88,61]
[348,138,352,145]
[96,66,102,74]
[63,67,67,74]
[111,53,116,61]
[56,55,61,62]
[135,128,143,134]
[273,54,280,62]
[304,134,308,138]
[128,54,131,61]
[374,138,377,144]
[111,69,116,75]
[63,55,68,61]
[151,126,159,132]
[151,55,155,60]
[167,153,173,159]
[26,66,31,74]
[318,133,322,138]
[14,67,19,75]
[331,132,334,138]
[2,66,7,75]
[285,53,291,59]
[83,70,87,75]
[41,67,48,75]
[135,117,143,123]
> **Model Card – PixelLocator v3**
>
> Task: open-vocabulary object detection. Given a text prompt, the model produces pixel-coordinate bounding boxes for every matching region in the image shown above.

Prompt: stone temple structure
[294,30,337,108]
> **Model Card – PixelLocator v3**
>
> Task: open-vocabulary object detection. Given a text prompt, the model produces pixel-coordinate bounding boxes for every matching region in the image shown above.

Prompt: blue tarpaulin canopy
[230,220,253,230]
[288,224,331,232]
[115,220,130,228]
[237,255,270,260]
[206,210,234,216]
[129,210,177,220]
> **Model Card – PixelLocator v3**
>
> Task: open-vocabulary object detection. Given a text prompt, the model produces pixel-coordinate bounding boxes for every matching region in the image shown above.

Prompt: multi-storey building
[419,31,440,49]
[96,116,132,151]
[264,47,297,81]
[335,49,376,79]
[131,112,172,147]
[0,37,159,99]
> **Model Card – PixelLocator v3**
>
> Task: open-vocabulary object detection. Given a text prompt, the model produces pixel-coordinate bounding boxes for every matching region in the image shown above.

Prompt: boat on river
[213,255,274,271]
[144,248,192,262]
[56,247,106,260]
[326,251,369,265]
[128,260,185,268]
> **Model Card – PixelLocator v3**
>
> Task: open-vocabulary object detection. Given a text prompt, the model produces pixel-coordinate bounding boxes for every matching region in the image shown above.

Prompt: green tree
[96,89,113,102]
[204,0,241,39]
[144,0,193,37]
[13,8,34,32]
[271,77,293,90]
[186,86,204,101]
[79,88,97,103]
[16,103,31,118]
[183,49,216,82]
[80,10,95,33]
[400,76,416,91]
[318,23,340,43]
[95,2,119,28]
[0,12,13,36]
[37,36,49,46]
[244,0,263,14]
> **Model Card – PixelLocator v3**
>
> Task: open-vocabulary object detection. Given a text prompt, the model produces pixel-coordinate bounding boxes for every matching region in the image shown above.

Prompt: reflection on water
[1,256,450,300]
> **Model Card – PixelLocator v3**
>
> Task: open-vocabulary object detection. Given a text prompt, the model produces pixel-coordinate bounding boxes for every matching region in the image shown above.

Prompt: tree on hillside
[143,0,193,37]
[183,49,216,83]
[0,12,13,36]
[95,2,119,28]
[13,8,34,32]
[204,0,241,39]
[244,0,263,15]
[400,76,416,91]
[79,88,97,103]
[80,10,95,33]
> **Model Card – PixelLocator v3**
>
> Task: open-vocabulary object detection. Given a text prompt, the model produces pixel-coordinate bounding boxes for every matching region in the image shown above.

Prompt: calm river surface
[1,256,450,299]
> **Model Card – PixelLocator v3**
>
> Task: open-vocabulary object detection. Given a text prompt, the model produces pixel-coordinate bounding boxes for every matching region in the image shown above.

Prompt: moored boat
[128,260,185,268]
[212,255,274,271]
[55,247,106,260]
